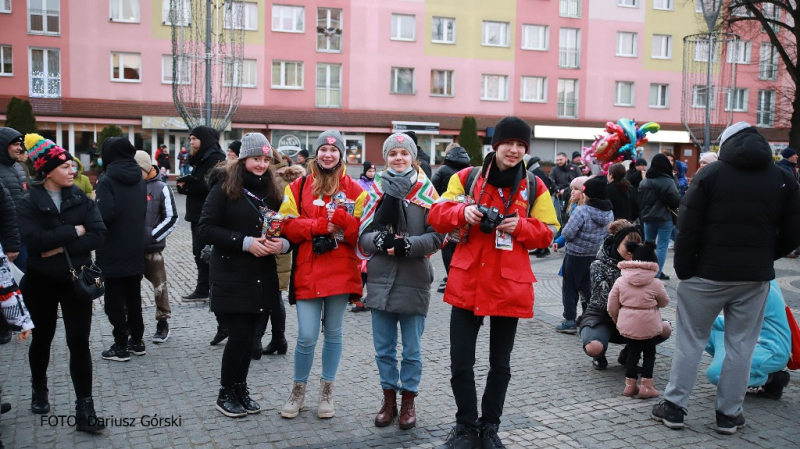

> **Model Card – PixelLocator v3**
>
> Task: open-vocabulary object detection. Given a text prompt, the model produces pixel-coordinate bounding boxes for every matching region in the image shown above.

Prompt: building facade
[0,0,791,174]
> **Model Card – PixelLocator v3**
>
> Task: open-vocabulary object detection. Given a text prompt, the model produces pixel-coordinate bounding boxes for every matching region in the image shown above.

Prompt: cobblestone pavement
[1,193,799,448]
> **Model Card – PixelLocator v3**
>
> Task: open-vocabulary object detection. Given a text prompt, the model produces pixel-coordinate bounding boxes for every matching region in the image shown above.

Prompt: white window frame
[391,14,415,41]
[224,1,258,31]
[109,0,139,23]
[162,0,190,26]
[481,74,509,101]
[272,4,304,33]
[615,81,635,107]
[653,0,673,11]
[522,24,548,51]
[28,0,60,35]
[649,83,669,108]
[695,0,703,13]
[559,0,581,18]
[762,3,781,33]
[110,52,141,83]
[651,34,672,59]
[161,55,190,85]
[430,69,454,97]
[724,87,748,112]
[317,8,342,53]
[316,63,342,108]
[390,67,415,95]
[559,28,581,68]
[694,38,719,62]
[727,40,751,64]
[521,76,547,103]
[618,0,637,8]
[756,90,775,127]
[271,60,302,89]
[0,45,11,76]
[759,43,779,80]
[616,32,637,57]
[691,85,716,109]
[432,17,456,44]
[224,58,257,88]
[28,47,61,98]
[0,0,10,13]
[557,78,579,118]
[482,21,510,47]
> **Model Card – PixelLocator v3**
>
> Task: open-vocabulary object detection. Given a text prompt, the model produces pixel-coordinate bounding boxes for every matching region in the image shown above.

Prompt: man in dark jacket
[625,158,647,192]
[0,127,28,270]
[96,137,147,362]
[775,147,798,181]
[652,122,800,434]
[548,152,579,222]
[177,126,226,299]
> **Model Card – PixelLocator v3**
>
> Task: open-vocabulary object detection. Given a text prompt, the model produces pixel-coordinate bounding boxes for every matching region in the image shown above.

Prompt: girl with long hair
[606,163,638,221]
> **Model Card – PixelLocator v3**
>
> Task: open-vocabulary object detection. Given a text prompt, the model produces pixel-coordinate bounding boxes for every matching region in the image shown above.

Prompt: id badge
[495,230,513,251]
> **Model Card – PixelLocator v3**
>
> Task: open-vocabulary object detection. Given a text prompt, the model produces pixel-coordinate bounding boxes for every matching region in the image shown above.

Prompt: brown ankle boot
[398,390,417,430]
[623,378,639,397]
[637,378,659,399]
[374,389,397,427]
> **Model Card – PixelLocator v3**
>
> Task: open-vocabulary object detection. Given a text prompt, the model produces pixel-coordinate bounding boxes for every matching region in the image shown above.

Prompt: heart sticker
[58,154,66,160]
[326,136,336,145]
[262,145,271,156]
[396,135,405,143]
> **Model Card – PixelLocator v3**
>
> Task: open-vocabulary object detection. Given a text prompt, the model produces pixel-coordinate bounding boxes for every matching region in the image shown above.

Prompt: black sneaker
[152,321,170,344]
[480,423,506,449]
[101,344,130,362]
[658,273,670,281]
[216,387,246,418]
[715,410,745,435]
[437,279,448,294]
[592,355,608,370]
[756,370,790,400]
[127,339,146,356]
[438,424,481,449]
[651,400,687,429]
[535,248,551,259]
[234,383,261,414]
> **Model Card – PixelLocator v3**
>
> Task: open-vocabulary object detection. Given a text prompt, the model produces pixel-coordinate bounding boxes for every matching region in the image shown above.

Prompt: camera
[477,205,504,234]
[312,235,337,255]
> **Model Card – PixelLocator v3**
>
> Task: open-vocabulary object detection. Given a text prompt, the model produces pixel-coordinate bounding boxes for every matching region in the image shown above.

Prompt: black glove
[393,237,411,258]
[373,231,396,252]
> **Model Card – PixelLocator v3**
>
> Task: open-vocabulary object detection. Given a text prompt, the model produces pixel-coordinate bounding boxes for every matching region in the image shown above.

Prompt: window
[653,0,673,10]
[694,38,719,62]
[110,52,141,82]
[726,40,750,64]
[521,76,547,103]
[0,46,11,76]
[762,3,781,32]
[0,0,10,13]
[731,4,752,17]
[694,0,703,13]
[225,59,257,87]
[162,0,190,26]
[482,21,509,47]
[559,28,580,68]
[391,14,415,41]
[759,43,778,80]
[617,32,637,57]
[756,90,775,127]
[272,4,304,33]
[316,63,341,107]
[618,0,637,7]
[522,25,548,51]
[29,48,60,98]
[725,88,748,112]
[430,70,454,97]
[28,0,60,35]
[390,67,414,94]
[432,17,455,44]
[560,0,581,18]
[692,85,716,108]
[271,61,302,89]
[481,75,508,101]
[317,8,342,52]
[557,79,579,118]
[161,55,190,84]
[652,34,672,59]
[224,2,257,31]
[649,84,669,108]
[110,0,139,22]
[615,81,635,106]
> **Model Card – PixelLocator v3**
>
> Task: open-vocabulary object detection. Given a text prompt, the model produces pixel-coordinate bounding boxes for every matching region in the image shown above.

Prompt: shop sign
[392,121,439,134]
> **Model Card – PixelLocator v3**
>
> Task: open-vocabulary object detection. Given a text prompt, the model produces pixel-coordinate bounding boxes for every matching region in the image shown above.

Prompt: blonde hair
[444,142,460,154]
[568,176,589,210]
[308,160,345,197]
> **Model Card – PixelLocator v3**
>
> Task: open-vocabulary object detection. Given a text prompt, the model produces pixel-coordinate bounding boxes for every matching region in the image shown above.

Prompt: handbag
[64,249,105,302]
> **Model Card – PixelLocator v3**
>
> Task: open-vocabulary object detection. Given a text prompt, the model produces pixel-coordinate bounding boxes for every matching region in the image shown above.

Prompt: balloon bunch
[581,119,660,174]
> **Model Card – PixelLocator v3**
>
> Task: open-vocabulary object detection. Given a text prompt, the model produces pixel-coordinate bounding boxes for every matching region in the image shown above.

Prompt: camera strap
[476,164,519,216]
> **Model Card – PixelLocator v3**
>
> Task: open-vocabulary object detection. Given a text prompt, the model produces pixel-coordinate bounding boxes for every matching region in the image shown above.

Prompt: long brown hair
[308,159,345,197]
[608,163,631,195]
[221,158,282,205]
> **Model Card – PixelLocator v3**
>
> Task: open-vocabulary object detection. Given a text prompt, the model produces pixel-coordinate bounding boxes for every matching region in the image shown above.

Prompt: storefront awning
[534,125,692,144]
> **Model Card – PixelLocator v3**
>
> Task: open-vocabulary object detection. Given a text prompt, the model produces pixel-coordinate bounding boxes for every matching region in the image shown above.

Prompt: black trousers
[450,306,518,429]
[255,297,287,342]
[104,275,144,346]
[221,313,259,387]
[441,241,457,276]
[190,221,209,293]
[625,337,659,379]
[561,254,594,321]
[22,271,93,399]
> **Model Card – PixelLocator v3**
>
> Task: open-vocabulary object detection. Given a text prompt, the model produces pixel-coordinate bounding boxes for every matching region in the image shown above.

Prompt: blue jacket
[560,199,613,257]
[705,280,791,387]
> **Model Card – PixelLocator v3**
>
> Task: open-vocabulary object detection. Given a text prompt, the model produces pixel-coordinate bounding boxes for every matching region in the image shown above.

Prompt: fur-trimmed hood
[276,164,306,184]
[618,260,659,286]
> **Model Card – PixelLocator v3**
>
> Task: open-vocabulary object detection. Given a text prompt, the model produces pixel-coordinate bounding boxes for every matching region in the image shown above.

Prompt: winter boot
[75,397,105,433]
[374,389,397,427]
[481,423,506,449]
[263,335,288,355]
[234,382,261,414]
[31,379,50,414]
[623,378,639,397]
[638,378,659,399]
[398,390,417,430]
[280,382,306,419]
[216,386,246,418]
[209,326,229,346]
[318,379,335,418]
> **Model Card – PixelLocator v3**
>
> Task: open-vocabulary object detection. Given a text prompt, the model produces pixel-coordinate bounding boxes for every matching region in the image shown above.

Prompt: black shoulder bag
[64,249,105,302]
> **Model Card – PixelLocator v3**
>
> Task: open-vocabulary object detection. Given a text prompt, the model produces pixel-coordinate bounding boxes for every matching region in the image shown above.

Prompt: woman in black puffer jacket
[637,153,681,280]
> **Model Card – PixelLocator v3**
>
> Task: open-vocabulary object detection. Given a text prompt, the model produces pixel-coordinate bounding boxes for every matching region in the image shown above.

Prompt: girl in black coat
[198,133,290,418]
[606,163,638,222]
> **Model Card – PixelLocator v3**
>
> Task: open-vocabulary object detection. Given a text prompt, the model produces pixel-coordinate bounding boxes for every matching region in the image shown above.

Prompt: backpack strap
[296,175,307,216]
[465,167,481,198]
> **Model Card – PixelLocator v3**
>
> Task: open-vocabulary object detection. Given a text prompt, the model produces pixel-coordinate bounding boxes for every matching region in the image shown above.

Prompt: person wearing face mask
[357,134,444,430]
[278,130,367,420]
[69,159,94,199]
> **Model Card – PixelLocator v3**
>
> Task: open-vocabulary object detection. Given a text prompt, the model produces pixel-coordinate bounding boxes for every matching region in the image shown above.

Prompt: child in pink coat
[608,241,670,398]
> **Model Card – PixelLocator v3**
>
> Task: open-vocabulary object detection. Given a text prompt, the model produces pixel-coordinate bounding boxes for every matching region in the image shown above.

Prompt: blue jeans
[643,220,673,276]
[293,294,349,383]
[371,309,426,394]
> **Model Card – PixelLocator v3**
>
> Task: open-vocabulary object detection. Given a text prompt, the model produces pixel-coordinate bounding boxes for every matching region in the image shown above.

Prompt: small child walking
[607,241,670,398]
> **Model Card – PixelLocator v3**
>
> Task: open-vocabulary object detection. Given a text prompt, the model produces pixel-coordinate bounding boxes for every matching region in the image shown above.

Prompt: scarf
[372,169,415,236]
[482,152,525,188]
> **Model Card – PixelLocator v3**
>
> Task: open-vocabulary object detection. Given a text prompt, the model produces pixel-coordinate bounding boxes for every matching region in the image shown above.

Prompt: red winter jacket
[279,173,367,300]
[428,166,559,318]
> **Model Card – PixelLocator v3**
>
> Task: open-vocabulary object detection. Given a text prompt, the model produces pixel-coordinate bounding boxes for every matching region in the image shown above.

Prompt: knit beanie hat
[134,150,155,173]
[570,175,589,191]
[629,240,658,263]
[362,160,375,173]
[582,176,607,200]
[781,147,797,159]
[491,116,531,151]
[382,133,418,161]
[699,152,718,165]
[719,121,752,146]
[298,149,310,159]
[24,133,73,177]
[238,133,272,160]
[635,157,647,167]
[313,130,346,158]
[572,151,581,160]
[228,140,242,156]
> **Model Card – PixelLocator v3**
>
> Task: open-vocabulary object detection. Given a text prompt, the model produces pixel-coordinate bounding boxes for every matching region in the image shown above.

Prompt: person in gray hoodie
[358,133,444,431]
[556,176,614,334]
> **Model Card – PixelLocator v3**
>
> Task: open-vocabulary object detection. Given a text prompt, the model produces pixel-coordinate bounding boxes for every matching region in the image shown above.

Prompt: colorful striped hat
[24,133,72,177]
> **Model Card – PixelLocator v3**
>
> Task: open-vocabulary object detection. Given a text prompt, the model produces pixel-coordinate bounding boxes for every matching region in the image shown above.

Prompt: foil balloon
[582,119,660,174]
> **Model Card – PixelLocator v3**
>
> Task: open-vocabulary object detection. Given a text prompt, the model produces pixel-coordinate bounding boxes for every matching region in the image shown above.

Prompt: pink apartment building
[0,0,790,175]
